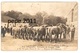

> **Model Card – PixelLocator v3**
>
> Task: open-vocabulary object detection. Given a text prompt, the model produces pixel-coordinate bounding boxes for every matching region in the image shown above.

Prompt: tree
[34,12,43,26]
[5,10,22,19]
[44,15,67,26]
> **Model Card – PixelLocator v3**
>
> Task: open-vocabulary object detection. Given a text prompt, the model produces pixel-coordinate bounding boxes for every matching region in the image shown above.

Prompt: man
[45,27,49,41]
[41,26,46,41]
[21,26,26,39]
[71,25,75,41]
[29,26,34,40]
[10,26,12,36]
[66,25,70,39]
[18,25,22,39]
[1,26,3,37]
[3,26,6,37]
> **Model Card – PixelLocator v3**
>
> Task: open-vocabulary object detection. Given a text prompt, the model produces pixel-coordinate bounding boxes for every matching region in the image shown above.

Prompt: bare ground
[1,33,78,51]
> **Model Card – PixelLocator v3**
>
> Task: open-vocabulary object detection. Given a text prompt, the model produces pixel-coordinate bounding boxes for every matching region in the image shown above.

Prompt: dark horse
[51,23,67,42]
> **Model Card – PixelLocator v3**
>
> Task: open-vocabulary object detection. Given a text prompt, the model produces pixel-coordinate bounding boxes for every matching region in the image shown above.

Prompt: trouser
[63,33,66,39]
[3,32,6,37]
[71,31,75,41]
[11,31,12,36]
[22,33,25,39]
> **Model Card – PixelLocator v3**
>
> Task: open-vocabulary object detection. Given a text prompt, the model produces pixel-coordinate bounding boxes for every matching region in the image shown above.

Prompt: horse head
[56,23,67,33]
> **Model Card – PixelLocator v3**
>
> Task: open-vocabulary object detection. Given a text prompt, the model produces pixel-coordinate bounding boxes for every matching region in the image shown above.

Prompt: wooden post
[72,9,74,22]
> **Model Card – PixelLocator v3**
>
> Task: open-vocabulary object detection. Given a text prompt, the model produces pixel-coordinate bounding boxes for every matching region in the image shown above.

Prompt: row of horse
[9,23,68,42]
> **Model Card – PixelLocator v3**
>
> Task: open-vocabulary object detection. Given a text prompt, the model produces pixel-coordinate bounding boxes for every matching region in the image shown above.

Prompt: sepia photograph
[1,2,78,50]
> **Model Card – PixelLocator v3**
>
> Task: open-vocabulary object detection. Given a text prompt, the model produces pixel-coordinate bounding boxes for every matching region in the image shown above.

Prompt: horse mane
[62,24,67,30]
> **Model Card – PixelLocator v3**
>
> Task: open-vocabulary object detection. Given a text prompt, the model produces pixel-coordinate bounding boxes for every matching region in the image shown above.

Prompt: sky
[1,2,77,17]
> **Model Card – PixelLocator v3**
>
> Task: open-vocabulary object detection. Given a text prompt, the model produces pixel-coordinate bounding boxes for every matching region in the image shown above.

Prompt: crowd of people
[1,23,75,42]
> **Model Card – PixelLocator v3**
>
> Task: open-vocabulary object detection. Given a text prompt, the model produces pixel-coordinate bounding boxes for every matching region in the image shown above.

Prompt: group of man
[66,25,75,41]
[1,23,75,42]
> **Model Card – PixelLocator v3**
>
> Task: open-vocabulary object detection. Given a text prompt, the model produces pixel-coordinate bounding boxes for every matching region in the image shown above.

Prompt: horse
[50,23,67,42]
[32,26,43,41]
[12,25,22,39]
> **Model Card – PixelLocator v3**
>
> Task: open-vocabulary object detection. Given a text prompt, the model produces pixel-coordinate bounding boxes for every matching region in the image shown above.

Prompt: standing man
[21,26,26,39]
[1,26,3,37]
[66,25,70,39]
[9,24,13,36]
[71,25,75,41]
[3,26,6,37]
[41,26,46,41]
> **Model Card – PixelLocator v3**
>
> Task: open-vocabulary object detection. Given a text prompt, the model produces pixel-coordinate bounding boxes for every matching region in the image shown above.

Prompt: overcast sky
[2,2,77,17]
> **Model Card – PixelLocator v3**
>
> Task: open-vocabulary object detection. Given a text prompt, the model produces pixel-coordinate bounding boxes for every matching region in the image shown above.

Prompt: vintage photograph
[1,2,78,50]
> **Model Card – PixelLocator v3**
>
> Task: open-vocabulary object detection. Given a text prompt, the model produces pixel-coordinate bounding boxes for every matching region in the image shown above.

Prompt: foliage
[1,10,67,26]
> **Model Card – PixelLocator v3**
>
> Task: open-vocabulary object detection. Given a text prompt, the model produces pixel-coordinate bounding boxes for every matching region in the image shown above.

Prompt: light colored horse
[12,26,21,38]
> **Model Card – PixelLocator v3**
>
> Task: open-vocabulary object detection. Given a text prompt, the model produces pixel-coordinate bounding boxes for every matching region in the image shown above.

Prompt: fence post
[71,9,74,22]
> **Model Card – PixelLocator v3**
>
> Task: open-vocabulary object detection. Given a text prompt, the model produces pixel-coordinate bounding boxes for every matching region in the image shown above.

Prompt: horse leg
[27,33,29,40]
[37,33,40,41]
[25,33,27,39]
[55,34,58,43]
[60,33,62,39]
[49,34,52,42]
[57,34,58,39]
[45,35,47,41]
[33,33,35,41]
[14,34,17,38]
[22,33,25,40]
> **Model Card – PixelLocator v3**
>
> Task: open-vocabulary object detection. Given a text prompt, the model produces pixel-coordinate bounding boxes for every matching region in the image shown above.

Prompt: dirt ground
[1,33,78,51]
